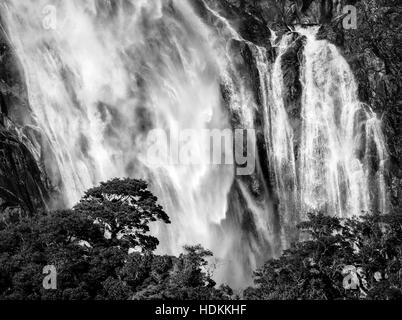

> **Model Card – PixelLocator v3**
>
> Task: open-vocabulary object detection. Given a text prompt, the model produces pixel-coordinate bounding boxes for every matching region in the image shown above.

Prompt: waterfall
[1,0,237,261]
[297,27,388,218]
[0,0,389,288]
[262,34,299,245]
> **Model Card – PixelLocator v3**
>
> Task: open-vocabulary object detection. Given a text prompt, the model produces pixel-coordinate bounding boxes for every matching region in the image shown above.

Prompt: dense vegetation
[245,211,402,300]
[0,179,232,300]
[0,178,401,300]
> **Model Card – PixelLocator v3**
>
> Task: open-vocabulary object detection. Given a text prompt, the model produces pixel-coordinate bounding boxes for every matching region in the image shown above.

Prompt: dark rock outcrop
[1,21,51,215]
[0,119,49,214]
[213,0,401,211]
[301,0,402,210]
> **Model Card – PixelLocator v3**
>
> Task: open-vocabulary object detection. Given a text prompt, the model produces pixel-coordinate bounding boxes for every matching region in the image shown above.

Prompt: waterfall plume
[0,1,389,288]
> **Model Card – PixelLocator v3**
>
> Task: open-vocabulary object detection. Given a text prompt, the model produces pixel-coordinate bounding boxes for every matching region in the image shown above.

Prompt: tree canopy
[0,178,231,300]
[245,210,402,300]
[74,178,170,252]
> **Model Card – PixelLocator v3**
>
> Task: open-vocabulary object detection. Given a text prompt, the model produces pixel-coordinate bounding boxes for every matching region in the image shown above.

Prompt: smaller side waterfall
[297,27,388,218]
[252,26,389,248]
[252,36,299,246]
[267,34,299,242]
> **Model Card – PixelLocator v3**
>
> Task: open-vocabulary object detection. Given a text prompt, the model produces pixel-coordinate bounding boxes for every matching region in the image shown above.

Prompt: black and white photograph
[0,0,401,314]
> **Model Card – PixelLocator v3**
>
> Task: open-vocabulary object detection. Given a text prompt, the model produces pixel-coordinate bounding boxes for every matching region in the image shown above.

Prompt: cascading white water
[262,33,299,244]
[1,0,237,261]
[1,0,389,288]
[296,27,387,218]
[202,3,282,286]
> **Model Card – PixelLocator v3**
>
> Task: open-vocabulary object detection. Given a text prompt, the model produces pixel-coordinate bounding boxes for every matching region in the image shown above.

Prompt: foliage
[244,211,402,300]
[132,245,233,300]
[74,178,170,252]
[1,178,401,300]
[0,178,230,300]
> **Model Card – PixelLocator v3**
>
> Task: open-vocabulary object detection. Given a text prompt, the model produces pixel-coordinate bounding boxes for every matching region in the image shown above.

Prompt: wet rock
[194,0,272,47]
[0,118,49,214]
[281,33,305,149]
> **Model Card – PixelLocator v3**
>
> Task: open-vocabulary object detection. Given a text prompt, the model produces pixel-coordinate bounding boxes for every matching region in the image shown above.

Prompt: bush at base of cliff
[244,210,402,300]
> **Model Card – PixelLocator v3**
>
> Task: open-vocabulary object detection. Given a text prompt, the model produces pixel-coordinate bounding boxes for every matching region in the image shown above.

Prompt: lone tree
[74,178,170,252]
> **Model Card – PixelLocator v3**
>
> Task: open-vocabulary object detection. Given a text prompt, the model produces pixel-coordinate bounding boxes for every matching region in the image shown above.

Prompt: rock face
[1,25,50,215]
[0,0,400,216]
[206,0,401,212]
[300,0,401,212]
[333,1,402,211]
[0,119,49,214]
